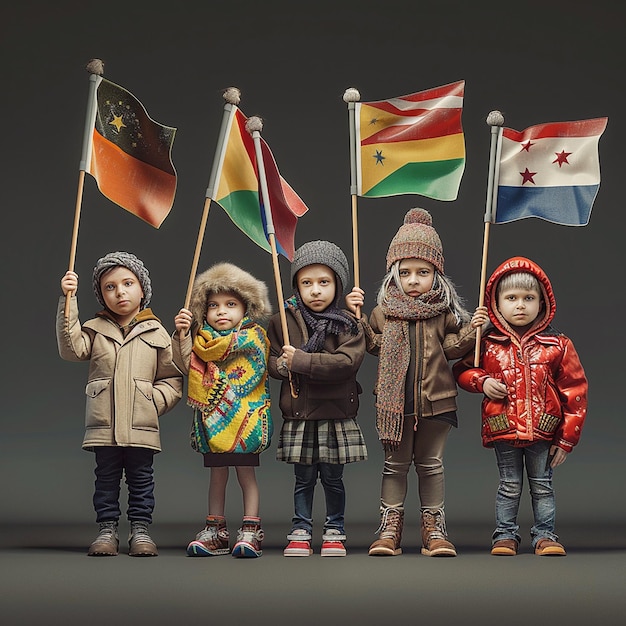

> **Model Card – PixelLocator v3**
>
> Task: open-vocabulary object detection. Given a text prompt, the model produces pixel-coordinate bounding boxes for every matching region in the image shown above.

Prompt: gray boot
[88,521,119,556]
[128,521,158,557]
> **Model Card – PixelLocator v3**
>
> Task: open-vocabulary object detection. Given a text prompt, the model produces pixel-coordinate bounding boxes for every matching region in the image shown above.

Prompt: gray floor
[1,522,624,625]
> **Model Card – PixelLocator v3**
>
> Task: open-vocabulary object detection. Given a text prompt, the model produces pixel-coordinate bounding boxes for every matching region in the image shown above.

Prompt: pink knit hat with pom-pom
[386,208,444,273]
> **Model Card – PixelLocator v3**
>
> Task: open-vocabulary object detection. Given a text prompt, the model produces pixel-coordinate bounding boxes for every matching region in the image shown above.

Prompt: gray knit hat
[386,208,444,273]
[290,240,350,295]
[92,251,152,309]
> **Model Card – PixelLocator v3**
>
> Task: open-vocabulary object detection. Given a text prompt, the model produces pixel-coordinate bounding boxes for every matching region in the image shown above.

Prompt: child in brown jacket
[268,240,368,557]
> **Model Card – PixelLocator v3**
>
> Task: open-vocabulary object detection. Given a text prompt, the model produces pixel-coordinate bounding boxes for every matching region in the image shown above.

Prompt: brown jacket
[362,306,477,418]
[267,305,365,420]
[56,297,183,451]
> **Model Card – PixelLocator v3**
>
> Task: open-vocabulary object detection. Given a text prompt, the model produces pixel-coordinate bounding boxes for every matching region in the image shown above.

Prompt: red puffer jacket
[453,257,587,452]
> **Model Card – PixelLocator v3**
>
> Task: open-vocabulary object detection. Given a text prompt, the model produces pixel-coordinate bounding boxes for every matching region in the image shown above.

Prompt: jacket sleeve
[452,350,490,394]
[267,314,287,380]
[441,314,479,361]
[152,331,184,416]
[56,296,94,361]
[553,337,588,452]
[359,307,384,356]
[290,324,365,383]
[171,328,193,375]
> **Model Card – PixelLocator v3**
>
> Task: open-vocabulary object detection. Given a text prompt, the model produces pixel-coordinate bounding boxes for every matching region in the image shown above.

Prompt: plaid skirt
[276,418,368,465]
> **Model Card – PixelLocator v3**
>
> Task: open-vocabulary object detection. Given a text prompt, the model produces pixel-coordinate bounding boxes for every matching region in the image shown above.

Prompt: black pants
[93,446,155,523]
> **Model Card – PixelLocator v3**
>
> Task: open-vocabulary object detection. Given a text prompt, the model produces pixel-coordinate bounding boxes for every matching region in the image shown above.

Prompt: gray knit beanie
[386,208,444,273]
[92,251,152,309]
[290,240,350,295]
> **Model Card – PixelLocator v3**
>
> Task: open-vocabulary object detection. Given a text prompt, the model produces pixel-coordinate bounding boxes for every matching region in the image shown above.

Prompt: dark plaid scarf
[291,292,359,353]
[377,282,449,445]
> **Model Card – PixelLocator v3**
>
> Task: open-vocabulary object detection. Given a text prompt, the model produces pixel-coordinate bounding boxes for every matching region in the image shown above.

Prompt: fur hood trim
[190,262,272,328]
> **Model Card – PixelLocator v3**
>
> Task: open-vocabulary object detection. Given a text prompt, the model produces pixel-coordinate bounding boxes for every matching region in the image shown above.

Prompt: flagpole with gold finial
[474,110,505,366]
[64,59,104,319]
[343,87,361,318]
[182,87,242,311]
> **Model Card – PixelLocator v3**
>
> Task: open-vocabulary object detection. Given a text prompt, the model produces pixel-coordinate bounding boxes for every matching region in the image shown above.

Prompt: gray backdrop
[1,1,623,535]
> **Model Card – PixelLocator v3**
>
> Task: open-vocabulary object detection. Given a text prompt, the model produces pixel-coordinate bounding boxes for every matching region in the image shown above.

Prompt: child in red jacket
[454,257,588,557]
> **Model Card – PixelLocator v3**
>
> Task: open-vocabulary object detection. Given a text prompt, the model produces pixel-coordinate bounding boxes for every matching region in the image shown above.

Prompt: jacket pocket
[536,413,561,436]
[132,378,159,430]
[85,378,112,428]
[482,413,514,437]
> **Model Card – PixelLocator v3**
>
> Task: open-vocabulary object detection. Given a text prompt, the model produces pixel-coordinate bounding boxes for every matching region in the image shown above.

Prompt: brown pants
[380,417,451,511]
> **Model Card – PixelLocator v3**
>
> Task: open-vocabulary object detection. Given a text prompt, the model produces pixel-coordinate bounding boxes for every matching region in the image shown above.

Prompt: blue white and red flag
[493,117,608,226]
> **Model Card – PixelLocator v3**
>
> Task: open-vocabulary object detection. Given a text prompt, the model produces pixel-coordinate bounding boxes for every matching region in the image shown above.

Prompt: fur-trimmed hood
[189,262,272,328]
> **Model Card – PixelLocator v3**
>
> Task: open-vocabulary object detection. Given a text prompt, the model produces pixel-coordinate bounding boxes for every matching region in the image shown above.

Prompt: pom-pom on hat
[386,208,444,273]
[290,240,350,295]
[92,251,152,310]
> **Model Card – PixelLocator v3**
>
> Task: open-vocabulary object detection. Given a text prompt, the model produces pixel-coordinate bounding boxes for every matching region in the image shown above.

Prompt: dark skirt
[203,452,260,467]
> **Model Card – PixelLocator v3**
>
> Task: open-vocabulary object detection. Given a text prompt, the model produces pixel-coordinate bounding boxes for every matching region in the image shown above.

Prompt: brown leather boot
[368,507,403,556]
[421,508,457,557]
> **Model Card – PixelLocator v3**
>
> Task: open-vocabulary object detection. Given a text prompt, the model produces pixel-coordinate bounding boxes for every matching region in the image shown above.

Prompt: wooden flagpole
[182,87,241,311]
[474,110,505,366]
[343,87,362,318]
[64,60,104,318]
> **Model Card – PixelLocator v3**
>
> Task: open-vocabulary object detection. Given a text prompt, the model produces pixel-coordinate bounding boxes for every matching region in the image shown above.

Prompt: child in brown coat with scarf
[347,209,487,557]
[268,240,368,557]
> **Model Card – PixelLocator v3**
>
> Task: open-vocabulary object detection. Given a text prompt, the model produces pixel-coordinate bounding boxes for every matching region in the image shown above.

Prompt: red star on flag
[520,140,534,152]
[552,150,572,167]
[520,167,537,185]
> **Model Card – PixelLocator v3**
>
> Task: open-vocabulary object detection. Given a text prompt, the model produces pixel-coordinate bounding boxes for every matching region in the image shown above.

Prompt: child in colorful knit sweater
[173,263,273,558]
[346,209,487,557]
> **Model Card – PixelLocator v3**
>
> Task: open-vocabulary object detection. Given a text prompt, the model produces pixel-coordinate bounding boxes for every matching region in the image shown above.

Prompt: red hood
[485,256,556,339]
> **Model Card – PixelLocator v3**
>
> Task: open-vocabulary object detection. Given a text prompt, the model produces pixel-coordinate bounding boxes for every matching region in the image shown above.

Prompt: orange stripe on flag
[90,131,177,228]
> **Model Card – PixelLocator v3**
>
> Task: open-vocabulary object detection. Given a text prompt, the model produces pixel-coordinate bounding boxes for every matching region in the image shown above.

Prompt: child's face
[295,264,336,313]
[398,258,435,296]
[205,291,246,331]
[497,286,542,330]
[100,266,144,325]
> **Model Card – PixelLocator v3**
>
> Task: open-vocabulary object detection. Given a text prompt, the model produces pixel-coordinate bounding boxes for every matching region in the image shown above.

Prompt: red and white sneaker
[283,529,313,557]
[321,529,347,557]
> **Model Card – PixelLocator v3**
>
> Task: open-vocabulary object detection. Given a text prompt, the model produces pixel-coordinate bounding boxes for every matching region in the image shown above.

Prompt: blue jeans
[93,446,156,524]
[291,462,345,535]
[492,440,558,547]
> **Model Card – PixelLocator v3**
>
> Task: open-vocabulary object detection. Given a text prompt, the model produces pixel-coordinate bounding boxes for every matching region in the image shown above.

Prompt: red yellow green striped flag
[356,81,465,201]
[213,107,308,260]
